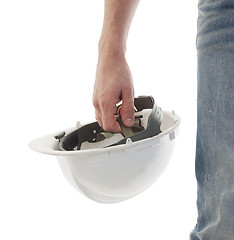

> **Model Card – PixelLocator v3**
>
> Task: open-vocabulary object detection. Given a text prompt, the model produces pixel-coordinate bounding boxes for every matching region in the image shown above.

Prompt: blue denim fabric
[190,1,234,239]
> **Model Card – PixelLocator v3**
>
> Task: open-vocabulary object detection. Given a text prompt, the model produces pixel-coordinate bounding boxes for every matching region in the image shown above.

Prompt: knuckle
[124,85,133,93]
[93,98,99,108]
[103,120,115,132]
[123,83,134,92]
[93,95,109,111]
[98,121,103,128]
[103,124,112,132]
[99,95,107,109]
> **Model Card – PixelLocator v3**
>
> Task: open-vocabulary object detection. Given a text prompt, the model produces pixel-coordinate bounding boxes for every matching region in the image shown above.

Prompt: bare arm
[93,0,140,132]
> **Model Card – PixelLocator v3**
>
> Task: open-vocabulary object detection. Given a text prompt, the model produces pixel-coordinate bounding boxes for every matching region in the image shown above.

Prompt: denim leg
[190,1,234,240]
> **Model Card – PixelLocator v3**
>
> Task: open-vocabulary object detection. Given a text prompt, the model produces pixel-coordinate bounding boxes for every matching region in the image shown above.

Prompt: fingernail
[125,118,134,126]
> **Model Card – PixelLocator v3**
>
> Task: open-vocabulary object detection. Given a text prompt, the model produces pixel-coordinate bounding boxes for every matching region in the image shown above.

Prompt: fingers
[95,109,103,128]
[102,105,121,132]
[119,88,135,127]
[94,99,121,132]
[93,87,135,131]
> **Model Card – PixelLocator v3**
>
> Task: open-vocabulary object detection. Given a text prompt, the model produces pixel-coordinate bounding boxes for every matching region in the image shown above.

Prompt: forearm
[98,0,140,56]
[93,0,139,131]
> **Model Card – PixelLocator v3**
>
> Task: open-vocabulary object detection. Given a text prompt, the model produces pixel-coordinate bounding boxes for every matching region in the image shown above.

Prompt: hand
[93,50,135,132]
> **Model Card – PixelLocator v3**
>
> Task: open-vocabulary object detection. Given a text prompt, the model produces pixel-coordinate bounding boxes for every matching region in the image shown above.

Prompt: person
[92,0,234,239]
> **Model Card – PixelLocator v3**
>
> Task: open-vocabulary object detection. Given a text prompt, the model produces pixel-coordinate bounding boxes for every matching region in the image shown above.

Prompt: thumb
[119,90,135,127]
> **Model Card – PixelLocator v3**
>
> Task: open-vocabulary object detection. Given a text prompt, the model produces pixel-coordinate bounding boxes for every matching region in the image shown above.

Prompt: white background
[0,0,198,239]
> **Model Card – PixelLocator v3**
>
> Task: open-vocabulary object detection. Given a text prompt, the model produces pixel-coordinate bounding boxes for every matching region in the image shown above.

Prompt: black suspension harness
[55,96,162,151]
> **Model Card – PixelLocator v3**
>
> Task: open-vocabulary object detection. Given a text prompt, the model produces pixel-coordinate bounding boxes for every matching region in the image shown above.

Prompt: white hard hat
[29,96,180,203]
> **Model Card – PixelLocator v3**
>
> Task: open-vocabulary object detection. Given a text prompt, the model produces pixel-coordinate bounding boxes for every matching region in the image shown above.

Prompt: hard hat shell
[29,96,180,203]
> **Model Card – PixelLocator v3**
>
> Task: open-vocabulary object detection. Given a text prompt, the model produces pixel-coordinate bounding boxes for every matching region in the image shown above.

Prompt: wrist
[98,34,127,58]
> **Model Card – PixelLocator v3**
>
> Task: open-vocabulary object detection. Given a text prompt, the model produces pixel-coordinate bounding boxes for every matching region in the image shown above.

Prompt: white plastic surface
[29,111,180,203]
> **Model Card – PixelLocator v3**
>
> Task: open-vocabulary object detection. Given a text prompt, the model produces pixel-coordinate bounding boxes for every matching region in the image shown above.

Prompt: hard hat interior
[57,96,162,151]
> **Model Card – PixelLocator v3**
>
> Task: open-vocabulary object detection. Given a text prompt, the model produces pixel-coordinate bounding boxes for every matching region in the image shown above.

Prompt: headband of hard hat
[57,96,162,151]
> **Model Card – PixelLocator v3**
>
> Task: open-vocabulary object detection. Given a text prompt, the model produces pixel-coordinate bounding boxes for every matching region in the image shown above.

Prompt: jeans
[190,0,234,239]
